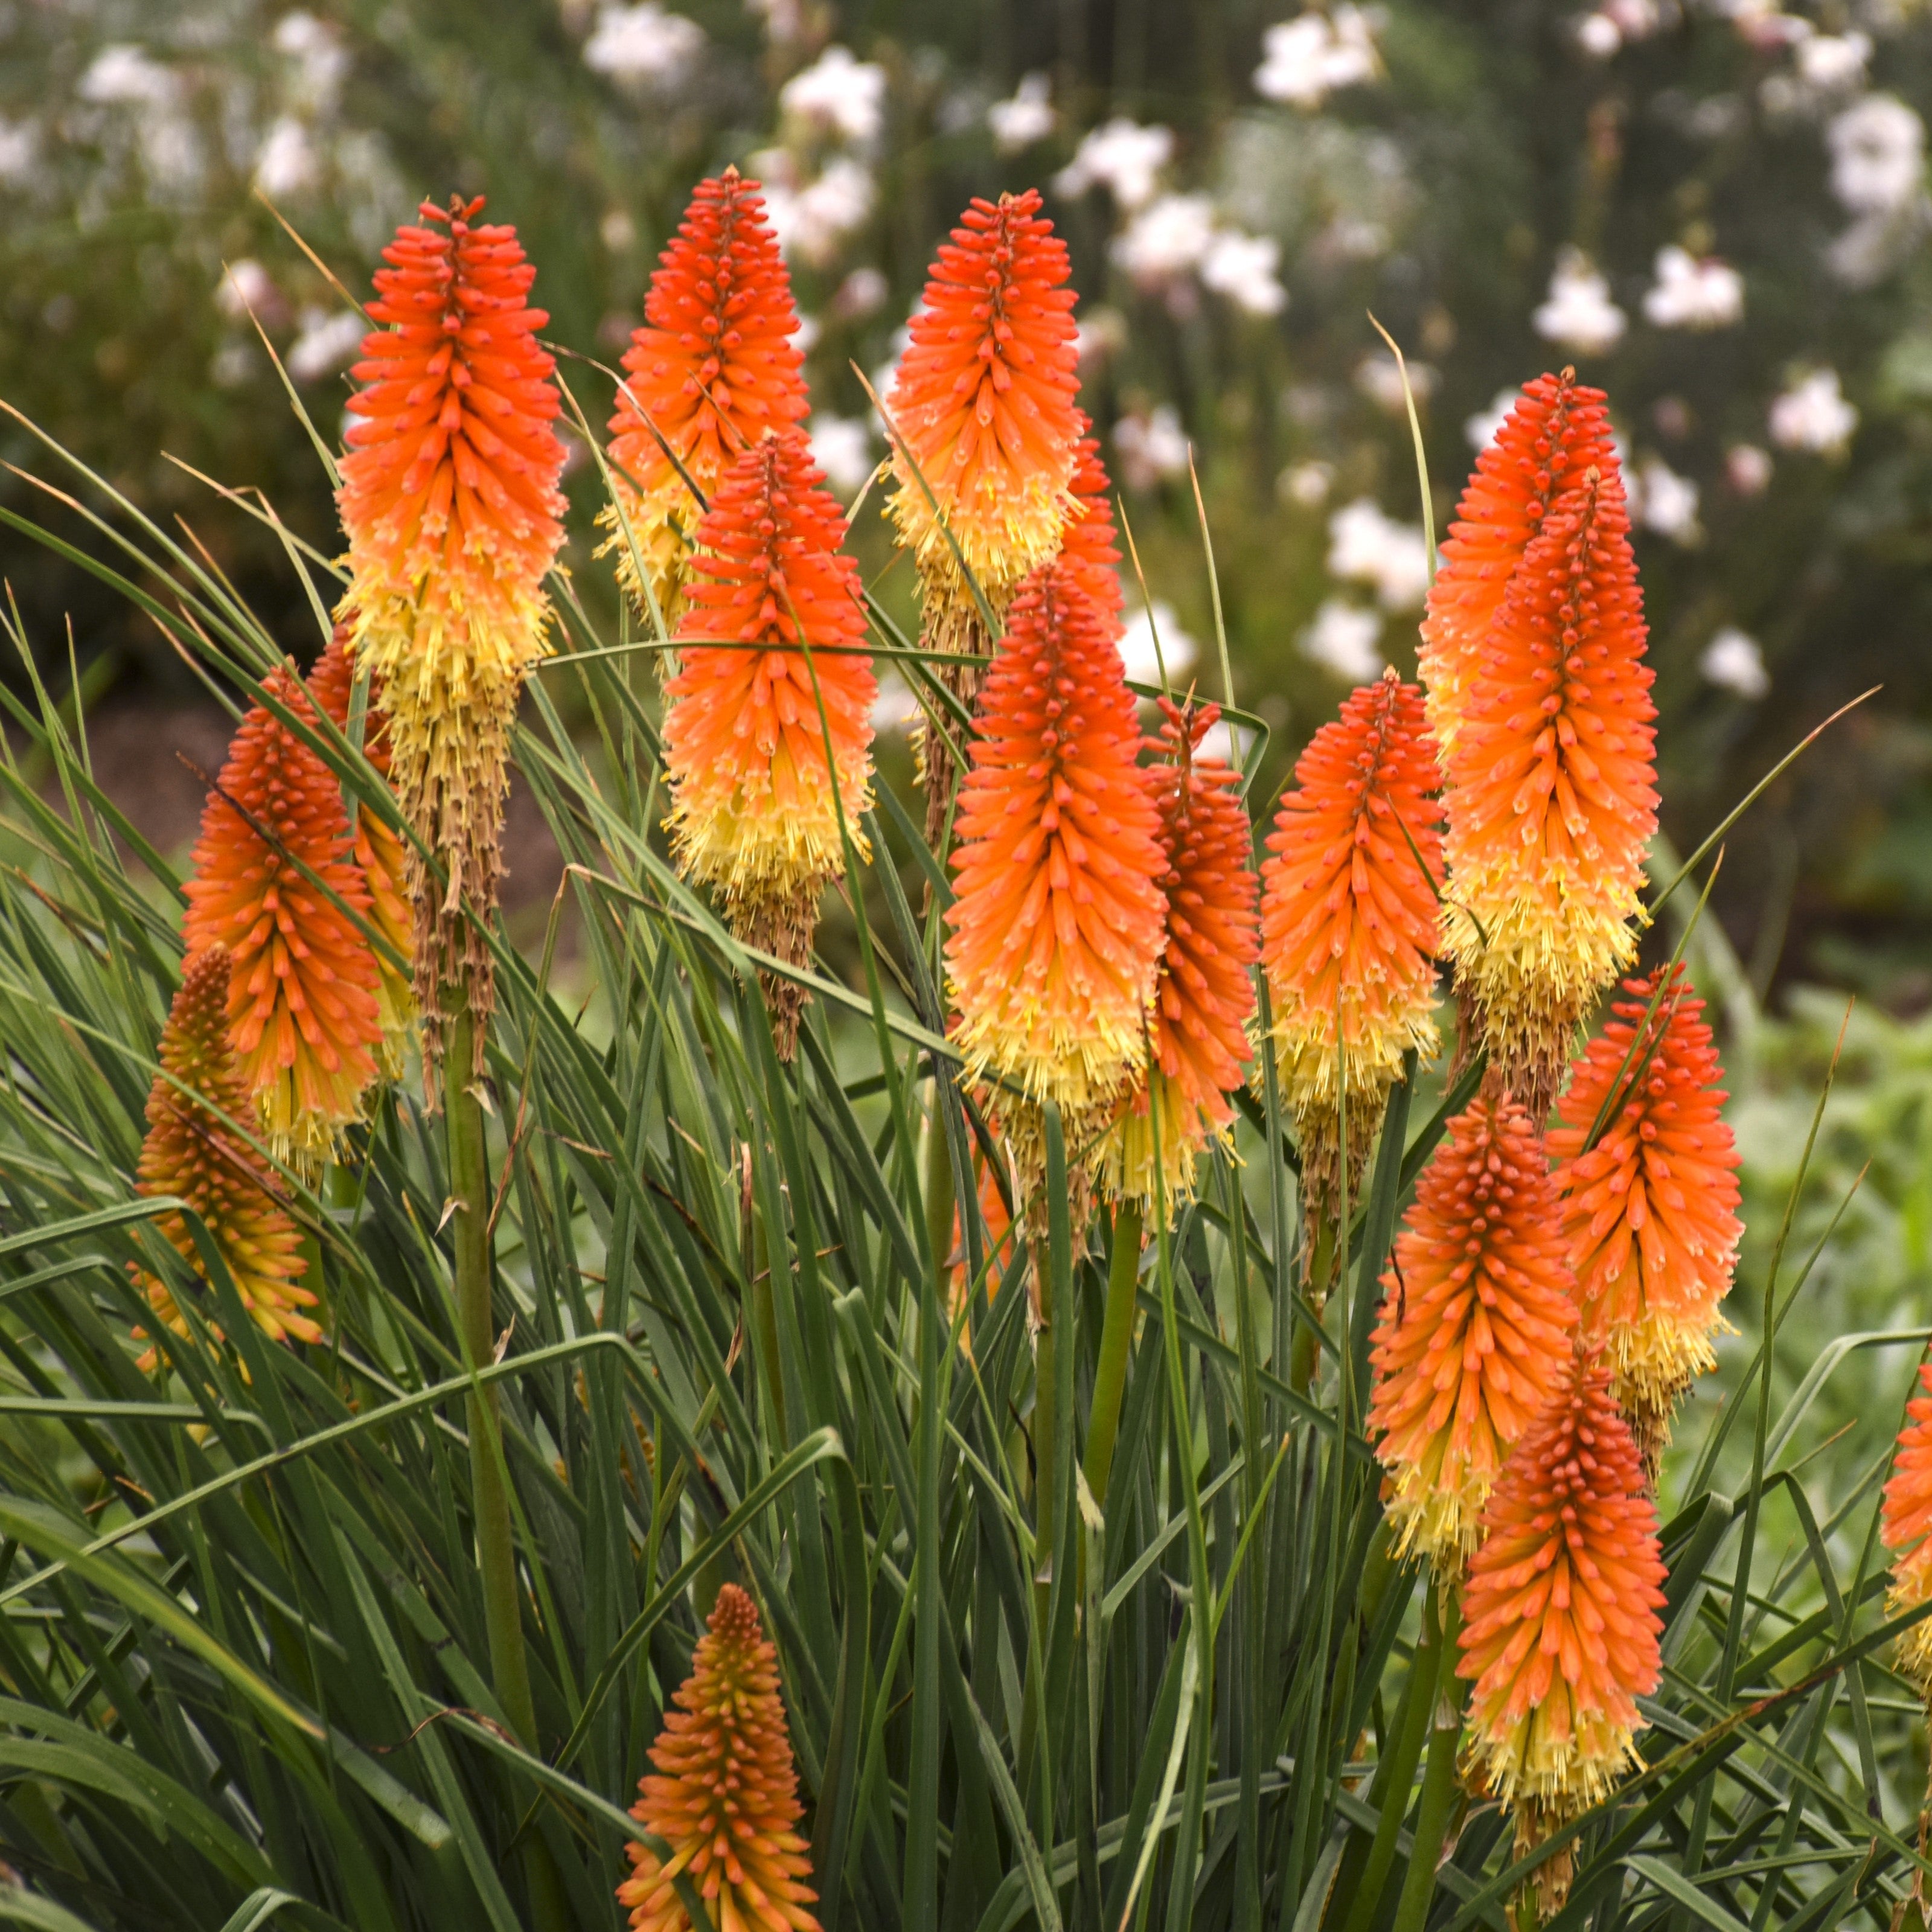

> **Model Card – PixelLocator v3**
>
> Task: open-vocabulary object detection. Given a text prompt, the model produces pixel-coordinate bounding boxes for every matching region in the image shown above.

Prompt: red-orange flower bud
[1882,1363,1932,1694]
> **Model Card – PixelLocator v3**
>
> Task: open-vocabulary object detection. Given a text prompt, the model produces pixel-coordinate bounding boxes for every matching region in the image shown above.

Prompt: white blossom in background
[1201,231,1287,313]
[790,312,822,357]
[1115,407,1191,489]
[286,308,365,383]
[1075,309,1128,369]
[1576,13,1623,57]
[1465,386,1518,450]
[832,266,888,318]
[761,155,876,266]
[1827,95,1925,214]
[79,45,179,106]
[1112,194,1217,286]
[1327,498,1429,610]
[1631,456,1701,543]
[0,116,34,185]
[272,11,350,112]
[211,341,258,389]
[780,46,887,145]
[988,72,1054,152]
[1575,0,1660,56]
[1278,460,1333,507]
[583,4,705,87]
[1253,7,1379,109]
[217,259,278,321]
[809,415,877,497]
[255,117,319,197]
[1300,598,1385,680]
[871,671,922,734]
[1121,602,1200,685]
[1701,627,1771,697]
[1642,245,1744,328]
[1053,118,1173,210]
[1727,443,1774,494]
[1770,367,1858,452]
[1354,352,1437,415]
[744,0,805,45]
[1534,249,1628,354]
[1796,31,1872,96]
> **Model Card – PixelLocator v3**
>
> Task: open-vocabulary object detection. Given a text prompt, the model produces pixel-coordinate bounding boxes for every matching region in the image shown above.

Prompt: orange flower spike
[1367,1093,1580,1567]
[1442,468,1659,1121]
[1420,369,1616,753]
[1459,1349,1665,1906]
[1549,966,1741,1441]
[1882,1364,1932,1693]
[662,428,874,1054]
[617,1582,821,1932]
[182,668,385,1166]
[133,947,319,1366]
[307,629,417,1058]
[335,194,568,1045]
[945,562,1168,1125]
[886,189,1083,603]
[602,169,809,627]
[1056,415,1125,636]
[1260,671,1444,1228]
[1107,699,1259,1209]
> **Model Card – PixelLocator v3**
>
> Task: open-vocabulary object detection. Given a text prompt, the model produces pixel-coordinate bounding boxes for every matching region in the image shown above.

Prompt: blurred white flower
[1354,351,1437,416]
[1054,118,1173,210]
[1631,455,1701,543]
[1828,94,1925,215]
[1112,194,1217,286]
[1727,443,1774,494]
[1121,601,1200,685]
[217,258,277,321]
[744,0,806,45]
[79,45,179,106]
[273,12,350,111]
[808,415,877,497]
[1642,245,1744,328]
[211,341,258,390]
[1769,367,1857,452]
[1115,407,1191,490]
[1300,598,1385,680]
[0,116,39,185]
[1796,31,1871,97]
[1076,308,1128,369]
[1534,250,1627,354]
[1701,627,1770,697]
[287,307,365,383]
[1465,386,1518,450]
[832,266,888,318]
[583,4,705,87]
[1327,498,1428,610]
[1576,12,1623,56]
[988,72,1054,152]
[790,312,822,356]
[1200,230,1287,315]
[255,117,319,198]
[871,671,922,733]
[601,208,637,252]
[781,46,886,146]
[764,157,876,266]
[1253,7,1379,109]
[1278,459,1333,507]
[1320,214,1391,261]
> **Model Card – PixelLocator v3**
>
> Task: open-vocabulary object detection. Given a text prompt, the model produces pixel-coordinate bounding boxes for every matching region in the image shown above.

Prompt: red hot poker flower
[661,428,875,1057]
[334,195,568,1051]
[1884,1364,1932,1694]
[945,563,1168,1145]
[1442,469,1658,1122]
[1459,1348,1665,1913]
[1056,415,1125,636]
[1548,966,1741,1454]
[617,1582,820,1932]
[1260,671,1443,1240]
[182,667,384,1166]
[1420,369,1616,754]
[1367,1093,1579,1567]
[602,169,809,629]
[1105,700,1259,1211]
[132,947,318,1368]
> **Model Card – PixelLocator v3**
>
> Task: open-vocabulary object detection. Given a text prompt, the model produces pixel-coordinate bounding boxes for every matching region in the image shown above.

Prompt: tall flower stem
[1083,1201,1144,1511]
[444,1004,538,1750]
[1390,1587,1468,1932]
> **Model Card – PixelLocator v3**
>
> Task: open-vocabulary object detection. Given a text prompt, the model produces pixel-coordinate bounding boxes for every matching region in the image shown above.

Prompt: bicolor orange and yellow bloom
[1367,1094,1579,1566]
[182,666,385,1166]
[1260,671,1443,1236]
[335,195,568,1051]
[307,627,417,1064]
[617,1582,820,1932]
[945,562,1167,1148]
[602,169,810,630]
[1549,966,1741,1454]
[1056,415,1125,637]
[1882,1363,1932,1694]
[133,947,319,1369]
[1441,467,1658,1122]
[661,427,875,1056]
[1459,1348,1666,1909]
[1104,699,1258,1211]
[1419,369,1616,755]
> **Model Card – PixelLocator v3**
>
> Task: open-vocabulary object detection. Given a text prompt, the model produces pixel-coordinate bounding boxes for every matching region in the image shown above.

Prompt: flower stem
[1083,1201,1144,1512]
[1390,1585,1467,1932]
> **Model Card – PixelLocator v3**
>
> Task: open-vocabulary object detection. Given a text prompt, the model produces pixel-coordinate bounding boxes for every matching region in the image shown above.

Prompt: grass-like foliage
[0,387,1925,1932]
